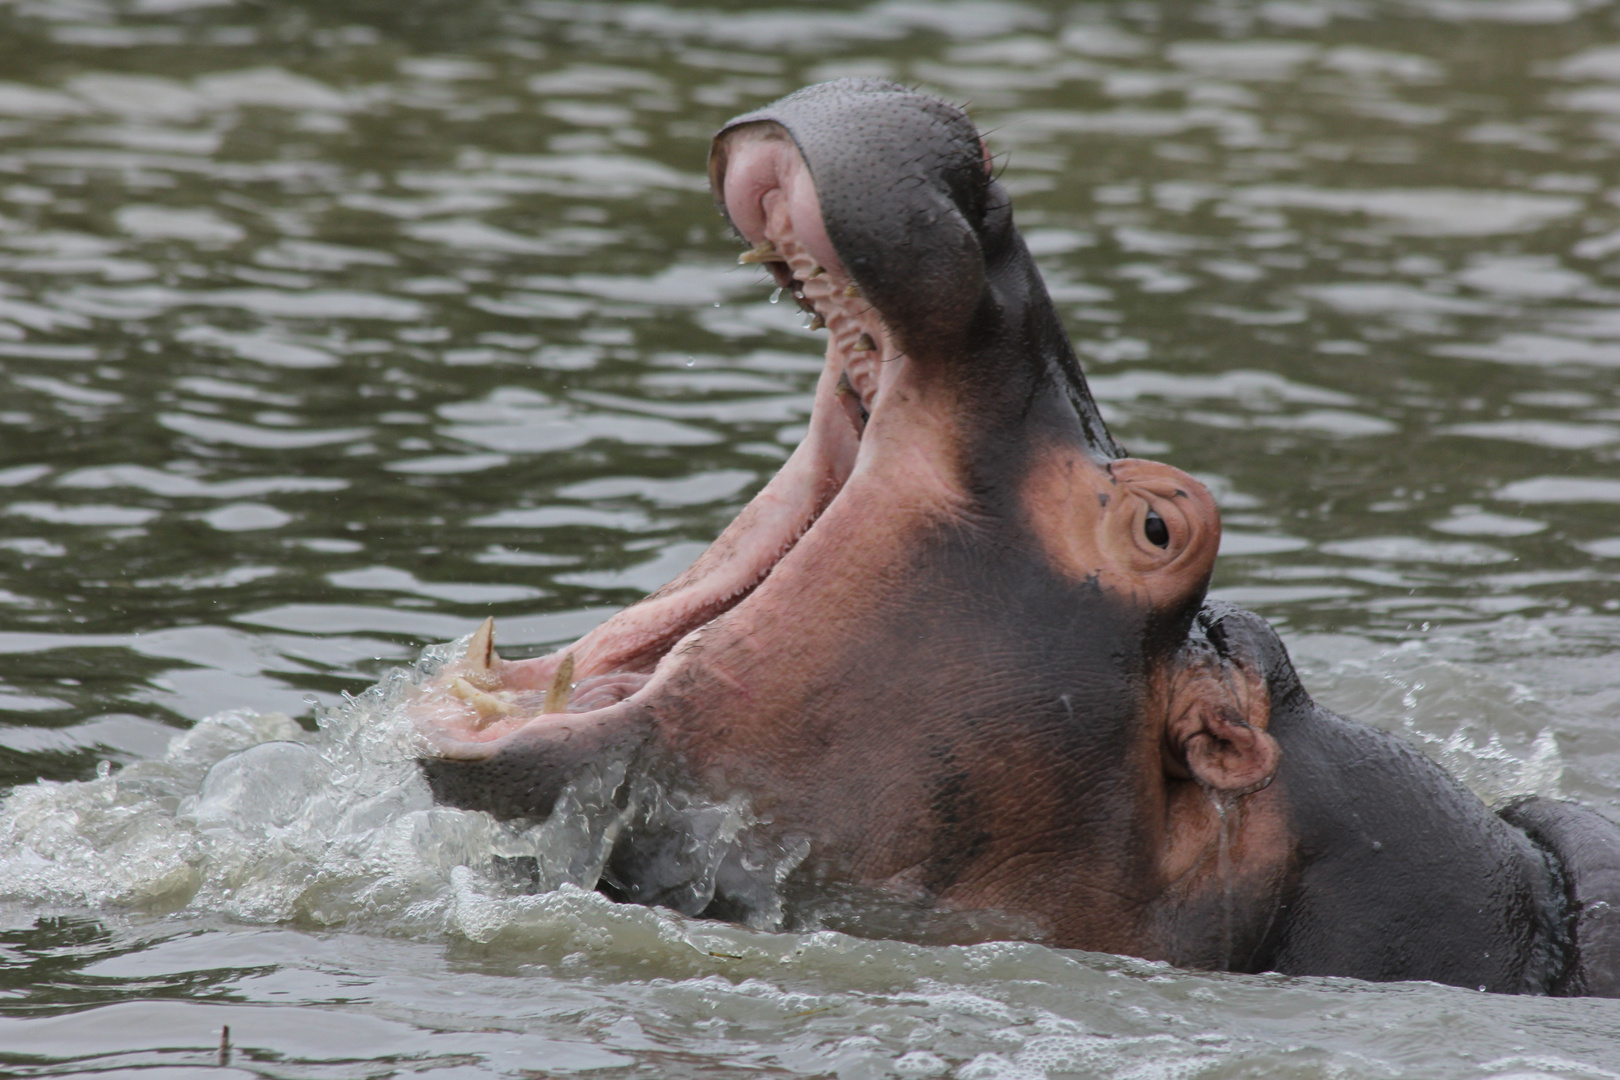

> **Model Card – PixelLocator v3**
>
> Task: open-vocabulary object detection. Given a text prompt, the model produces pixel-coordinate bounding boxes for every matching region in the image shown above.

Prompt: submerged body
[411,80,1620,995]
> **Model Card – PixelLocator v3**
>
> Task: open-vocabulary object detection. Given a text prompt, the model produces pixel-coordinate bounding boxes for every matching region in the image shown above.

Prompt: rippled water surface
[4,0,1620,1075]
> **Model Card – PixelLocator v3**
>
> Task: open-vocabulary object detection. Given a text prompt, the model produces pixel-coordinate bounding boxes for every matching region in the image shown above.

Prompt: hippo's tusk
[465,616,497,670]
[842,282,862,298]
[542,654,576,714]
[808,312,826,331]
[738,240,784,265]
[450,677,516,724]
[806,264,825,278]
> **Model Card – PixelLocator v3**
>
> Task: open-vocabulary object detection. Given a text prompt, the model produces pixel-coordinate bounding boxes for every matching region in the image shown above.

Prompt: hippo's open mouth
[410,122,898,758]
[411,79,1184,817]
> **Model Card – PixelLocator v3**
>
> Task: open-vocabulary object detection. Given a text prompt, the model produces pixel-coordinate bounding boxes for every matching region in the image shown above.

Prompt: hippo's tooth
[465,616,497,670]
[843,282,862,298]
[542,654,576,714]
[806,264,825,279]
[738,240,784,265]
[808,312,826,331]
[853,333,877,352]
[450,677,516,721]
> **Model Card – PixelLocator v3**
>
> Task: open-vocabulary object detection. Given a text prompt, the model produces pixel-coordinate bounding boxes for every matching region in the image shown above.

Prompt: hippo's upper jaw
[712,79,1120,458]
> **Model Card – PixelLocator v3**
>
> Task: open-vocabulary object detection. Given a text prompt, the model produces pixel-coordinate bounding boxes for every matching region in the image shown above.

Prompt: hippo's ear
[1162,649,1277,797]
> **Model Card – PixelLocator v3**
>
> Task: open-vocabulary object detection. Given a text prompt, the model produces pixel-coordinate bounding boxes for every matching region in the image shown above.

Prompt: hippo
[410,79,1620,995]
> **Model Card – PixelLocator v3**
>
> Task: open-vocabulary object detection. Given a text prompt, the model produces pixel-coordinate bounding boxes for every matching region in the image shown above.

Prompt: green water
[3,0,1620,1075]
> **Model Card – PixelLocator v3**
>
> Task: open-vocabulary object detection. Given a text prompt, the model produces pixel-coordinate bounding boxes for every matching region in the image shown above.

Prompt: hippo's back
[1500,795,1620,997]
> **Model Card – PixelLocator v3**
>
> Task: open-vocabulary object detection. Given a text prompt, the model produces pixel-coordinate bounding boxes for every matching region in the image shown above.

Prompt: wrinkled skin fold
[412,80,1620,996]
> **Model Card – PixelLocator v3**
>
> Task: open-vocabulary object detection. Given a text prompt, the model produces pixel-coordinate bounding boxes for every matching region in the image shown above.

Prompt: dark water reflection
[4,0,1620,1075]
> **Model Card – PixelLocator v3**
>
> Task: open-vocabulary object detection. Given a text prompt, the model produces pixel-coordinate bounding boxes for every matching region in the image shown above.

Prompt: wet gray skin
[3,1,1620,1076]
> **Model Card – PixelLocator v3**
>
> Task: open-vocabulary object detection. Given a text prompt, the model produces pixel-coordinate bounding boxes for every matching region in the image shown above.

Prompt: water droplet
[685,356,696,367]
[770,287,783,304]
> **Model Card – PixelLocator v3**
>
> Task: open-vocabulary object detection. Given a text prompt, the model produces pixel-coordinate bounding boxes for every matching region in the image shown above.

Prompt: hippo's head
[413,80,1284,957]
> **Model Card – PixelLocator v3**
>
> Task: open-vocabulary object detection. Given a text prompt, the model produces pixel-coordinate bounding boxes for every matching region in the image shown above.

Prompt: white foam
[0,638,814,943]
[0,645,633,933]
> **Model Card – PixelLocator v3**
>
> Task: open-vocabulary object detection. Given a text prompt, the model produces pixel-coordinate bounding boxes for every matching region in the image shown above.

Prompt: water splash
[0,639,801,941]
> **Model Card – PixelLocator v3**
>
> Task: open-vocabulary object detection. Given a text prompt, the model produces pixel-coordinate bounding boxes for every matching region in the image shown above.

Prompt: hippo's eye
[1144,509,1170,549]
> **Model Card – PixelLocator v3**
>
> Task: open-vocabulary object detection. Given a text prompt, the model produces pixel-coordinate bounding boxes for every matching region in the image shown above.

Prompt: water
[3,0,1620,1073]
